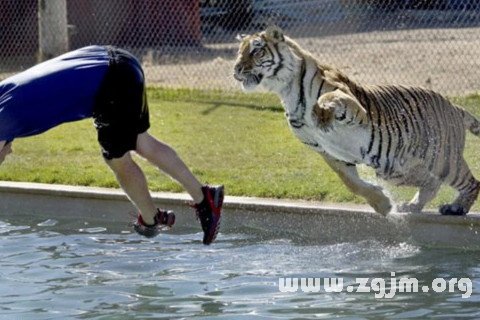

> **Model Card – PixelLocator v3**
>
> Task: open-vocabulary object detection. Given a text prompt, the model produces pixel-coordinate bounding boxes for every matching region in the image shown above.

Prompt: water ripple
[0,219,478,319]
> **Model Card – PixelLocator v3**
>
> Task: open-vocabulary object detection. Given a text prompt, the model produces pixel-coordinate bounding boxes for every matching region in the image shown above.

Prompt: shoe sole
[213,185,224,211]
[204,185,224,245]
[166,213,176,227]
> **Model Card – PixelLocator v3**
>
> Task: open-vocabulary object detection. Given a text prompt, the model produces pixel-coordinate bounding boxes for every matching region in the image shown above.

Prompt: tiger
[233,26,480,216]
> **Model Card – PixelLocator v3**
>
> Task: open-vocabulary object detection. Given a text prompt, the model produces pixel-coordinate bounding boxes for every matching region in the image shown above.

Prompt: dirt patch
[143,27,480,96]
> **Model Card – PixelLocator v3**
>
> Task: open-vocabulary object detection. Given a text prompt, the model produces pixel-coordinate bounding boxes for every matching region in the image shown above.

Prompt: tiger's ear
[236,34,248,42]
[264,25,284,43]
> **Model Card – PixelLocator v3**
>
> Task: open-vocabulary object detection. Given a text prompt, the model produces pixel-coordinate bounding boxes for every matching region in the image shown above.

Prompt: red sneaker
[193,185,224,245]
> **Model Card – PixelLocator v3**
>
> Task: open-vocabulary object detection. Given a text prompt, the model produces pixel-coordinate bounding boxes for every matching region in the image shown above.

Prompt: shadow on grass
[147,87,283,114]
[182,99,283,115]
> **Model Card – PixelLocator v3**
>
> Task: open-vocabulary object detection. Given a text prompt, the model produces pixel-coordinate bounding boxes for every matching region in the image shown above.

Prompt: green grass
[1,88,479,211]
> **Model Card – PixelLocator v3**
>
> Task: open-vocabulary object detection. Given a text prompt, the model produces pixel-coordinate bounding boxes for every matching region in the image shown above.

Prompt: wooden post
[38,0,68,61]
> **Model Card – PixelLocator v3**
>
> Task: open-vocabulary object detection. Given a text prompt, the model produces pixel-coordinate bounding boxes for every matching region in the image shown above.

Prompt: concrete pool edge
[1,181,480,247]
[0,180,479,225]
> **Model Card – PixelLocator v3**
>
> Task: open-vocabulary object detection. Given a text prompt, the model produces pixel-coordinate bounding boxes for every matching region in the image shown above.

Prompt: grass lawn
[1,87,479,211]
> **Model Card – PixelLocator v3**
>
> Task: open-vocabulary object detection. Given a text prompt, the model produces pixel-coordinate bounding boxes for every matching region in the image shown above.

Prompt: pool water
[0,214,479,319]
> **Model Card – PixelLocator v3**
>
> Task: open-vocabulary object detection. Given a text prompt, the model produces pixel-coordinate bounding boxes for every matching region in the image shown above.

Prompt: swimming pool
[1,208,479,320]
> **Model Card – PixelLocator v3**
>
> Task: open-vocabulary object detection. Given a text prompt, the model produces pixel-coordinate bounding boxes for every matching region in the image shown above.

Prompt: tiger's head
[233,26,294,92]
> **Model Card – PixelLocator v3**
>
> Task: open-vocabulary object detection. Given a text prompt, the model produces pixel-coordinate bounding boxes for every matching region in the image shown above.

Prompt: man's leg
[135,132,204,203]
[92,47,223,243]
[135,131,224,244]
[0,141,12,165]
[105,152,158,225]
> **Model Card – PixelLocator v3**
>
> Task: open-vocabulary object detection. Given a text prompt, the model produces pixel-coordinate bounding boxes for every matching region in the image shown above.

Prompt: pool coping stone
[0,181,479,227]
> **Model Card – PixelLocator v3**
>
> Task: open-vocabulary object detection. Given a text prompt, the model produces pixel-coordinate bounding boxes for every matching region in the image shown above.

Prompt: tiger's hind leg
[441,159,480,215]
[398,178,441,213]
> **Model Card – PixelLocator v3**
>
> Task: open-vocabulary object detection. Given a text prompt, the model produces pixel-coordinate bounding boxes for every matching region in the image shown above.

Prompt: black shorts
[93,47,150,159]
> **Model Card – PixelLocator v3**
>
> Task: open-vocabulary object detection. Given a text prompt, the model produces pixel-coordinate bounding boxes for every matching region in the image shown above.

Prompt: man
[0,46,223,245]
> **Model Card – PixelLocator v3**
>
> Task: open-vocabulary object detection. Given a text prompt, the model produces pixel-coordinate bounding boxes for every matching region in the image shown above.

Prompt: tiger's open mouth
[234,73,263,89]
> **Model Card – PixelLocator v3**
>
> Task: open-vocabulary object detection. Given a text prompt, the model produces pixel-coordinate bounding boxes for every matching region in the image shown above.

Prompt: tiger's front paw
[318,90,369,127]
[367,190,392,216]
[334,101,368,126]
[372,200,392,216]
[333,105,348,122]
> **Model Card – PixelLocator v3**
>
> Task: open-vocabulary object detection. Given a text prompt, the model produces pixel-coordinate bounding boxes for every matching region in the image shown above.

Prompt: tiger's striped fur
[233,26,480,215]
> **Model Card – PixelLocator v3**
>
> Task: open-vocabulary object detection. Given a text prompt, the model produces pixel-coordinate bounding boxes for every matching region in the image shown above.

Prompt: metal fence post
[38,0,68,61]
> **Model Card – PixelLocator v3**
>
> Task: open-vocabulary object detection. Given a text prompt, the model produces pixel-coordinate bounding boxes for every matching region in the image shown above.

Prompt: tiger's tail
[461,108,480,137]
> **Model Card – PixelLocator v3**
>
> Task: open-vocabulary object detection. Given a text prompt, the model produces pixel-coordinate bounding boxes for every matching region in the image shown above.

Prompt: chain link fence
[1,0,480,96]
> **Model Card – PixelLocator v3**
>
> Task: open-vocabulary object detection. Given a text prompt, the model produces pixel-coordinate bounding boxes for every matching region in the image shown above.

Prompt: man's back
[0,45,110,141]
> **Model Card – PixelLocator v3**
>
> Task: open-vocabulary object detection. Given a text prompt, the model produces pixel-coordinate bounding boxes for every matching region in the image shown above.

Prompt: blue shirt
[0,45,110,142]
